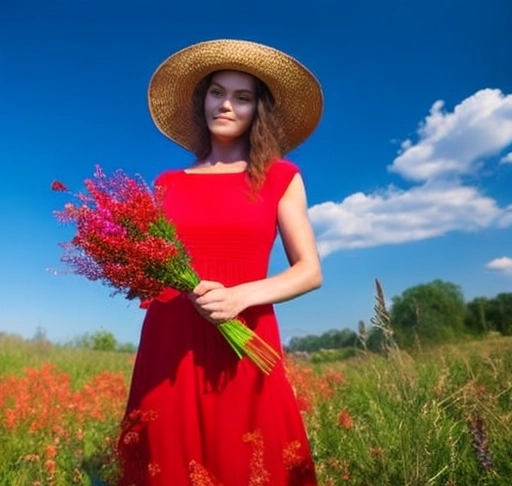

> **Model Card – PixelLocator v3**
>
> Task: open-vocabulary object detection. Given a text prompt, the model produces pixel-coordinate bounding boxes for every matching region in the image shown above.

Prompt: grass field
[1,332,511,485]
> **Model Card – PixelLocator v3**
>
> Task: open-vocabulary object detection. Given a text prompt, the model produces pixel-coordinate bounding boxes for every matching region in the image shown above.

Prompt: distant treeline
[285,280,512,354]
[32,327,137,353]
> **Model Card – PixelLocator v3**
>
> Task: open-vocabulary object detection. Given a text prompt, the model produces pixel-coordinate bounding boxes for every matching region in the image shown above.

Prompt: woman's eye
[210,89,222,96]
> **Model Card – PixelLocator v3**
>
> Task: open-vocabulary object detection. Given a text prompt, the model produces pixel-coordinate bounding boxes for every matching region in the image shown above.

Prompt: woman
[117,39,323,486]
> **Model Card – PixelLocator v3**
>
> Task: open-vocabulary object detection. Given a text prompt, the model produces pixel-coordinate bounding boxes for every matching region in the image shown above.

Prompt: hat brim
[148,39,323,154]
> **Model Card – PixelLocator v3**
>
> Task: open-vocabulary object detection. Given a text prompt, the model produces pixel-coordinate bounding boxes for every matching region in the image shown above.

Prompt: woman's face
[204,70,257,143]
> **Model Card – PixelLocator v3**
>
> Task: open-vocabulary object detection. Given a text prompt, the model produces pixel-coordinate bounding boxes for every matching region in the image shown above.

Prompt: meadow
[1,332,511,486]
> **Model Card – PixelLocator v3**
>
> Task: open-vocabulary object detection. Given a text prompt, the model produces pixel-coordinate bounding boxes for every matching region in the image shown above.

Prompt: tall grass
[0,333,133,382]
[302,281,512,485]
[305,338,512,485]
[1,330,511,485]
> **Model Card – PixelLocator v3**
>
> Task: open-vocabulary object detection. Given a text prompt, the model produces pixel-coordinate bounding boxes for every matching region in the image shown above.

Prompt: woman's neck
[191,158,247,173]
[207,137,249,165]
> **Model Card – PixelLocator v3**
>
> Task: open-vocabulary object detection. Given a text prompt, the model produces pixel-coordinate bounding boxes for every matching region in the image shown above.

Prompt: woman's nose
[219,98,233,111]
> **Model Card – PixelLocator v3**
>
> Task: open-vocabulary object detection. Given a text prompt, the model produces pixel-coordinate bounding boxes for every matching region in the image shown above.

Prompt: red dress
[117,159,317,486]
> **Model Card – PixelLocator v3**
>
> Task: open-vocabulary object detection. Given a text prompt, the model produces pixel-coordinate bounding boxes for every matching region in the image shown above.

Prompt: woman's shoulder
[268,158,300,174]
[264,159,301,199]
[266,158,301,184]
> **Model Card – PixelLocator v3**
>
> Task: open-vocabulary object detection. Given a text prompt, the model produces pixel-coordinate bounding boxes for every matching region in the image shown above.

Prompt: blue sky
[1,0,512,346]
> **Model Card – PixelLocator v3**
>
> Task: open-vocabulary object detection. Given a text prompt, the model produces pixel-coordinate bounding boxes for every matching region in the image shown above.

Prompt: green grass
[307,337,512,485]
[0,333,133,386]
[1,332,511,485]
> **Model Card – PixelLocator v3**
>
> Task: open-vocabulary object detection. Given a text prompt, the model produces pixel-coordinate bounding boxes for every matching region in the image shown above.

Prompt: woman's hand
[188,280,245,324]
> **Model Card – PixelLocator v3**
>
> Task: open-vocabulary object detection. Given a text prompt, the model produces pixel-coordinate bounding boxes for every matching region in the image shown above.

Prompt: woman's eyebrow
[209,81,254,94]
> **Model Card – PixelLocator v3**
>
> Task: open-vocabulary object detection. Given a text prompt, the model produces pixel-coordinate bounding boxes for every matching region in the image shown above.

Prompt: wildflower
[337,409,354,429]
[24,454,40,462]
[325,458,351,479]
[53,165,279,374]
[51,180,68,191]
[52,424,67,438]
[323,370,345,386]
[295,394,312,413]
[473,385,487,396]
[45,444,57,459]
[72,468,84,483]
[468,414,493,471]
[45,459,56,476]
[285,359,338,412]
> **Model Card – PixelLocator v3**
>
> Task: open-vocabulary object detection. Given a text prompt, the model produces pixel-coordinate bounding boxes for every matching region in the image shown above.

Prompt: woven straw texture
[148,39,323,153]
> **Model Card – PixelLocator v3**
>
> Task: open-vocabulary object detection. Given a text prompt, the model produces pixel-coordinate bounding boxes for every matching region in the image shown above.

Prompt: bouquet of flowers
[52,166,280,374]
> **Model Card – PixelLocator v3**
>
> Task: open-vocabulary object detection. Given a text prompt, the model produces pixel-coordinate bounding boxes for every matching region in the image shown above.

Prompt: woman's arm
[189,173,322,323]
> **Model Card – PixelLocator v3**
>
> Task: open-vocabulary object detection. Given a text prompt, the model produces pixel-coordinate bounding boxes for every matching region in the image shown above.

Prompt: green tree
[390,280,467,349]
[286,328,358,353]
[465,297,489,335]
[486,293,512,336]
[91,329,117,352]
[465,293,512,336]
[116,341,138,353]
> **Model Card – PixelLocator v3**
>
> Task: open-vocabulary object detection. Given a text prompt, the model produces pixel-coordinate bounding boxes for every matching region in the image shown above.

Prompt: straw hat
[148,39,323,154]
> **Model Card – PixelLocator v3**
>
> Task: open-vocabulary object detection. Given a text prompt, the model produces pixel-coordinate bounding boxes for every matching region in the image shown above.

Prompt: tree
[286,328,358,353]
[465,293,512,336]
[465,297,489,335]
[485,293,512,336]
[91,329,117,352]
[390,280,467,349]
[116,341,138,353]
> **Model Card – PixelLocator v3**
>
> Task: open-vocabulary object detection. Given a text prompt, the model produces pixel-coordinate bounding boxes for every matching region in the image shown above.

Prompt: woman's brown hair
[191,72,286,191]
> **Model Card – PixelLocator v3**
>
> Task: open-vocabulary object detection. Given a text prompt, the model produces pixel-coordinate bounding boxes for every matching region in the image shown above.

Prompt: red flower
[52,165,280,374]
[337,409,354,429]
[51,180,68,192]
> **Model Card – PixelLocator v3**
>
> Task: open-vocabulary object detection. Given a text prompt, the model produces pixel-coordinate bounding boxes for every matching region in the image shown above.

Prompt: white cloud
[309,88,512,258]
[500,152,512,164]
[486,257,512,274]
[389,89,512,182]
[310,183,502,257]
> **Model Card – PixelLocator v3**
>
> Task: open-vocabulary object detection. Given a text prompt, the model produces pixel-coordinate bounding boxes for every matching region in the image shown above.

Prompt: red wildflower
[337,409,354,429]
[285,358,343,411]
[45,459,56,476]
[51,180,68,192]
[45,444,57,459]
[0,363,127,432]
[52,165,279,374]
